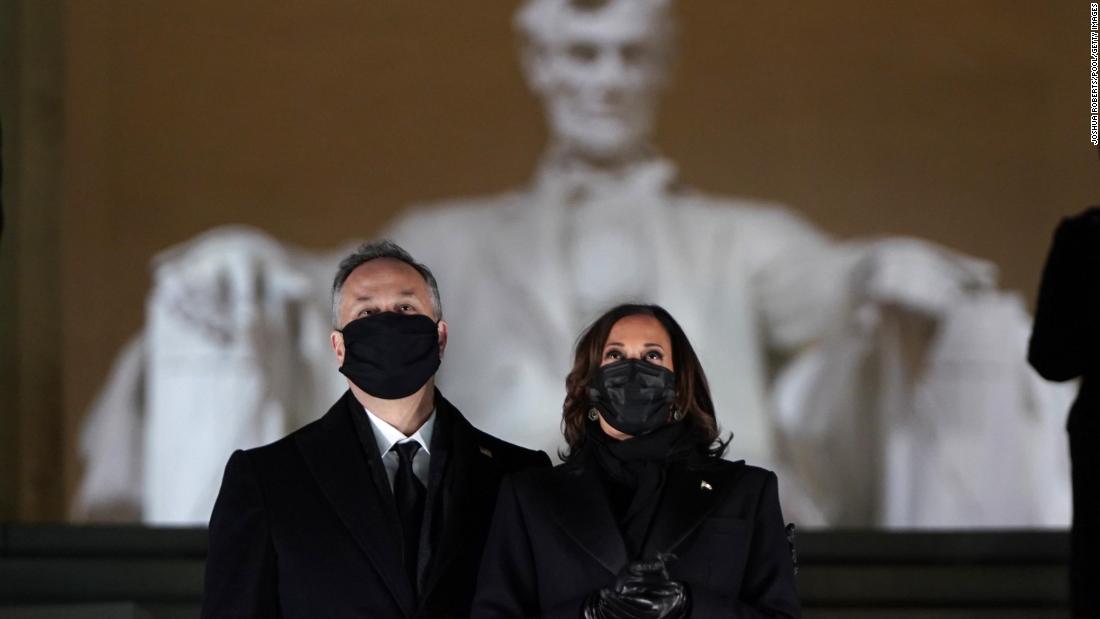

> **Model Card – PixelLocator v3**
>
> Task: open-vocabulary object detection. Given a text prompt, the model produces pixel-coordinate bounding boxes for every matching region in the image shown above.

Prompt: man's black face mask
[338,312,441,400]
[588,359,677,436]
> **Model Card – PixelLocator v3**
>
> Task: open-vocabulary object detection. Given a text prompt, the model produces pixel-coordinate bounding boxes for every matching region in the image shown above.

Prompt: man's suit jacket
[473,458,801,618]
[202,389,551,618]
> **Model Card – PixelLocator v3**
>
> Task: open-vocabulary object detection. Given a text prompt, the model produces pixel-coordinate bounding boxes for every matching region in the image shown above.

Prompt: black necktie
[392,441,426,593]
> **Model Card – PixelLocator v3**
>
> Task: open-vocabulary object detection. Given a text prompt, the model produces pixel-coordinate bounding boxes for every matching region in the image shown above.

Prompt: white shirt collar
[363,406,435,457]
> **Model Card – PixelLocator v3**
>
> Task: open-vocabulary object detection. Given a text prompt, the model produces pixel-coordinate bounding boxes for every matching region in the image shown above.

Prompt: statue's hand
[149,226,312,345]
[853,237,997,318]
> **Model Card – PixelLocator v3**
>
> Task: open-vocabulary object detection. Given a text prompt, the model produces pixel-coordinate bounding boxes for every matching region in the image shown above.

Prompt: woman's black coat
[472,457,801,618]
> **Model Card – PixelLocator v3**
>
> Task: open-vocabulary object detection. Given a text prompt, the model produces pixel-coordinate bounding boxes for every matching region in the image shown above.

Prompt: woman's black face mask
[338,312,441,400]
[588,359,677,436]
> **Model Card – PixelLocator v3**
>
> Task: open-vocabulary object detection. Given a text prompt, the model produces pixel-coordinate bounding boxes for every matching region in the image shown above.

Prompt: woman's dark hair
[561,303,729,460]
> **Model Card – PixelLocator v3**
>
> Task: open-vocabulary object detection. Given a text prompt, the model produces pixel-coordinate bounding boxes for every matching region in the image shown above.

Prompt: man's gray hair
[330,240,442,327]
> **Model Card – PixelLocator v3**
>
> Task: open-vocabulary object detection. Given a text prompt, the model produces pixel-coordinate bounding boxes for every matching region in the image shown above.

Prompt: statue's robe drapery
[73,159,1071,527]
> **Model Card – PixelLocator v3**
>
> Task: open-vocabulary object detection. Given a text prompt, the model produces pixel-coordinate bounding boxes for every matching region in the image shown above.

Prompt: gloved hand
[582,554,690,619]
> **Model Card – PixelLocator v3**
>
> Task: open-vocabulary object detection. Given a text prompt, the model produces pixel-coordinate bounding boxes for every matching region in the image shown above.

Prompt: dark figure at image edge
[1029,206,1100,619]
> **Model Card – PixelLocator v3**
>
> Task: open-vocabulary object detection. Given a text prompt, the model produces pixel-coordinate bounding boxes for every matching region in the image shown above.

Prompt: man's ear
[437,319,449,359]
[331,330,345,365]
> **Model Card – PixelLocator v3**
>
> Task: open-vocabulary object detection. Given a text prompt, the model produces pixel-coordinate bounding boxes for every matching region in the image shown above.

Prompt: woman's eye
[399,304,414,312]
[604,350,622,360]
[646,351,664,361]
[358,309,375,317]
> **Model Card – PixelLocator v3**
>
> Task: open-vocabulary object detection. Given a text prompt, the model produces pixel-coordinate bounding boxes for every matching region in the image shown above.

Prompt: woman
[473,304,801,618]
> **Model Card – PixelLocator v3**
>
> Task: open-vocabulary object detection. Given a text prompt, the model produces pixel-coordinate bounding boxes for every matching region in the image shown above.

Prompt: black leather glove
[582,554,690,619]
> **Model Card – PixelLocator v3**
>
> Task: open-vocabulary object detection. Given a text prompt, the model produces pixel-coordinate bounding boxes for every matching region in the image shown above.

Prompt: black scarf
[587,420,698,558]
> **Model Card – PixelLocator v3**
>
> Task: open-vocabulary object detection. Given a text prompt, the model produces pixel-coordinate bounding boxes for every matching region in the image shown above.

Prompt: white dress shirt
[363,406,435,490]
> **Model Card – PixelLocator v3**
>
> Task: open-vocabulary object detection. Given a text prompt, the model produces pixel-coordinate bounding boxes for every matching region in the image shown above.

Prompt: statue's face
[525,3,670,164]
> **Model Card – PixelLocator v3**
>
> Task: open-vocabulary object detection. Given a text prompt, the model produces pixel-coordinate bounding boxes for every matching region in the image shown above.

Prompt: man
[201,241,551,618]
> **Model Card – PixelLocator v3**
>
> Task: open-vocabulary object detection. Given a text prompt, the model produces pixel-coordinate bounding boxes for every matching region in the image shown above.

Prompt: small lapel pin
[479,446,494,458]
[700,480,713,491]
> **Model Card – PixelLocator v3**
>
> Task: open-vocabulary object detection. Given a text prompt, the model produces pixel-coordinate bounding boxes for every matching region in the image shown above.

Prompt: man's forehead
[342,259,429,298]
[351,289,420,301]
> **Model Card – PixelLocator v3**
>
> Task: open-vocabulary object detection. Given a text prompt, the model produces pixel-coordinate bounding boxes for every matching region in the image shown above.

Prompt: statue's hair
[514,0,674,47]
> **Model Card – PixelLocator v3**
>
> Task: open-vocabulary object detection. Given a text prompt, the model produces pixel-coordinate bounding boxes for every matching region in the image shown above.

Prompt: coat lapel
[643,461,747,558]
[295,392,416,616]
[419,391,497,598]
[539,465,628,575]
[419,392,463,597]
